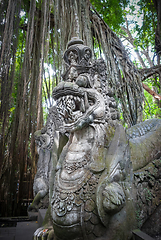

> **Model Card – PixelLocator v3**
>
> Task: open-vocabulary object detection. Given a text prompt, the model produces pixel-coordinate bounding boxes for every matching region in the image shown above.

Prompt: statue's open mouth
[52,82,105,132]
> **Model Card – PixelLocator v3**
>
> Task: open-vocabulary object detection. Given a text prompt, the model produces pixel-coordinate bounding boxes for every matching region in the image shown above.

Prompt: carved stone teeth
[80,98,85,113]
[66,95,69,101]
[84,92,89,110]
[75,96,81,104]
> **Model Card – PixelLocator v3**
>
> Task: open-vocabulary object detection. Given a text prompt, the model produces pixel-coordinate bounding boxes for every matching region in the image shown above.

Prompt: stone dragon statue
[31,38,161,240]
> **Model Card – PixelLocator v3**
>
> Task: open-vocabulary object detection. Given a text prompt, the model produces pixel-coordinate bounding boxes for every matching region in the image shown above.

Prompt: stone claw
[102,182,125,213]
[33,227,54,240]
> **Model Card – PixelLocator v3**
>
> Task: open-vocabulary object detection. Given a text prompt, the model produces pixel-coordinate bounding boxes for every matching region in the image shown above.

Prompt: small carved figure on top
[63,37,92,68]
[63,37,93,88]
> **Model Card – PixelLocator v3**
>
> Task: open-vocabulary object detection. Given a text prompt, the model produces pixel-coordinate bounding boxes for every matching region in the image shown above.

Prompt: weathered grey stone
[133,158,161,237]
[32,38,161,240]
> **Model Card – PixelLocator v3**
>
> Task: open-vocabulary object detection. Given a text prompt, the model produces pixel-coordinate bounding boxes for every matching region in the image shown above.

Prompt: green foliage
[92,0,160,121]
[144,188,152,202]
[127,0,157,52]
[135,206,142,228]
[143,78,161,120]
[90,0,129,30]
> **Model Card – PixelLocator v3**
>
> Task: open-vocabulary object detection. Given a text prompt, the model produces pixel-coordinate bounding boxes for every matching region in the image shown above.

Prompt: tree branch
[119,26,146,68]
[142,82,161,100]
[139,64,161,81]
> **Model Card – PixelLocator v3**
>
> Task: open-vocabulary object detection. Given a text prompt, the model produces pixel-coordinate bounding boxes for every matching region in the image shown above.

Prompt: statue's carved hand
[102,182,125,213]
[33,227,54,240]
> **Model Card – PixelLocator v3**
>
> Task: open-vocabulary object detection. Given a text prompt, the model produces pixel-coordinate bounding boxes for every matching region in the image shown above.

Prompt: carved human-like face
[68,50,78,64]
[52,81,105,132]
[84,50,91,61]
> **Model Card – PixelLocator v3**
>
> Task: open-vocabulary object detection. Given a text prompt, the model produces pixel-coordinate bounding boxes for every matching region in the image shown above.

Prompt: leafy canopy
[90,0,130,30]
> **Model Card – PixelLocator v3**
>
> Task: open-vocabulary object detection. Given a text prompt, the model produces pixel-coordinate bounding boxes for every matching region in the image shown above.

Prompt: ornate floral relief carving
[51,172,100,220]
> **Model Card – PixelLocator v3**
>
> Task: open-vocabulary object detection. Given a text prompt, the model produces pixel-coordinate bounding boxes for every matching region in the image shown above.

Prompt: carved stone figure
[32,37,161,240]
